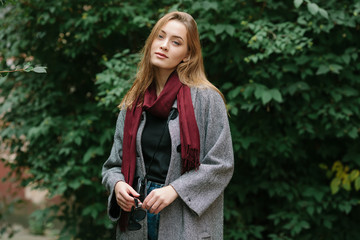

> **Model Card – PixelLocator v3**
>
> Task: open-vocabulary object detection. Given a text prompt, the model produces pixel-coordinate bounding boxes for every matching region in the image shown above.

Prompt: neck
[154,68,174,96]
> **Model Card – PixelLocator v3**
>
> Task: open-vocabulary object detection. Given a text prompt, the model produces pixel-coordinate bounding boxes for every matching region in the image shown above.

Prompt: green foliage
[0,62,47,77]
[1,0,360,239]
[0,197,22,238]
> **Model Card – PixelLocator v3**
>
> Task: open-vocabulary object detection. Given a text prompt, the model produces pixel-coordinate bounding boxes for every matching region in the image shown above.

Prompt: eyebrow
[160,30,184,41]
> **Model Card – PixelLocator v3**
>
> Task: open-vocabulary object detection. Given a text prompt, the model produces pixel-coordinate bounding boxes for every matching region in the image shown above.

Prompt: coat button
[177,144,181,153]
[170,109,178,120]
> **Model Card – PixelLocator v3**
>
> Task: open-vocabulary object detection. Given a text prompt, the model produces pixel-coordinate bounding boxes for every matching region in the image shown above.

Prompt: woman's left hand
[142,185,178,214]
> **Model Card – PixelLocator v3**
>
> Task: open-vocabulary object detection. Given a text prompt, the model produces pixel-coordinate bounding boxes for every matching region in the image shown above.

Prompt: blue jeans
[146,180,164,240]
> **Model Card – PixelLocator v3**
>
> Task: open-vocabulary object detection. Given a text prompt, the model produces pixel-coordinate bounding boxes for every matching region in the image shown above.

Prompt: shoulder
[190,85,226,109]
[189,85,228,120]
[114,108,127,132]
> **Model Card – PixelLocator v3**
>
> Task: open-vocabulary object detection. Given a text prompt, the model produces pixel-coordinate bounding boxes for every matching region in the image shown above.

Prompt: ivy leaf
[307,3,319,15]
[294,0,303,8]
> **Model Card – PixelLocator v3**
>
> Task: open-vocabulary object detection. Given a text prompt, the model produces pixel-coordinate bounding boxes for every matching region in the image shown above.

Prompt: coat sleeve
[101,110,126,222]
[170,87,234,217]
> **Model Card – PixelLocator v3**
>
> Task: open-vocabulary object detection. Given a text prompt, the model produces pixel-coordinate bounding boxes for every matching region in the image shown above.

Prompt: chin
[152,61,171,70]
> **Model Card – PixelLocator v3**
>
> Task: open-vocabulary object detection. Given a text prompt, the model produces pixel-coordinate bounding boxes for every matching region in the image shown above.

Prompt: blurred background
[1,0,360,239]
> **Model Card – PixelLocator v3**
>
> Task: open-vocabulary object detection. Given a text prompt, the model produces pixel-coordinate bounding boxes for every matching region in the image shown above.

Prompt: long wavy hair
[119,11,224,109]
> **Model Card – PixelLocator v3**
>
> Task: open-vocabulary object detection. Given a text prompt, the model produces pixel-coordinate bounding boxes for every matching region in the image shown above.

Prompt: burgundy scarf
[119,71,200,231]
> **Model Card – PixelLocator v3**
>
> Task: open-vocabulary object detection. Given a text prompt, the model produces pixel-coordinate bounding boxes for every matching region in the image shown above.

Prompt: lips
[155,52,168,58]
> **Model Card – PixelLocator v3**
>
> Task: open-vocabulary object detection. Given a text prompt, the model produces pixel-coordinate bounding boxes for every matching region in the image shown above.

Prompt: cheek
[174,48,188,61]
[150,42,156,52]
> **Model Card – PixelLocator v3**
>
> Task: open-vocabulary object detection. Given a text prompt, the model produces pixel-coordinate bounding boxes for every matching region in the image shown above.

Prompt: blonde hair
[119,11,224,109]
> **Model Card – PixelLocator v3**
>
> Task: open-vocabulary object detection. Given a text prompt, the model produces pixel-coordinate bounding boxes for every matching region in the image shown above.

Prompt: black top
[141,110,172,184]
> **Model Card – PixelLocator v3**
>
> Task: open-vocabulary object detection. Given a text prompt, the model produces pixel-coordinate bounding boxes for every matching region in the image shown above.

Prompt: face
[150,20,189,72]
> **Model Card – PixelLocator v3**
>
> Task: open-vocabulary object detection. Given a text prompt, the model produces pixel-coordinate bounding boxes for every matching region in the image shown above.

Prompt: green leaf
[343,177,351,191]
[330,178,341,194]
[316,65,329,75]
[32,66,47,73]
[228,86,242,99]
[242,85,255,99]
[294,0,303,8]
[74,136,82,146]
[306,206,314,215]
[83,147,104,163]
[349,170,359,181]
[341,54,351,64]
[230,106,238,116]
[307,3,319,15]
[261,90,272,105]
[318,8,329,19]
[222,82,233,90]
[0,72,9,78]
[324,220,332,229]
[270,89,283,103]
[69,180,82,190]
[225,25,235,36]
[24,66,33,72]
[254,84,266,100]
[348,127,358,139]
[355,178,360,191]
[214,24,226,35]
[329,64,343,74]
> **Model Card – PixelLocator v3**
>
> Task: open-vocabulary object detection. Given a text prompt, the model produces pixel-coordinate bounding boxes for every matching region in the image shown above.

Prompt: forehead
[160,20,187,40]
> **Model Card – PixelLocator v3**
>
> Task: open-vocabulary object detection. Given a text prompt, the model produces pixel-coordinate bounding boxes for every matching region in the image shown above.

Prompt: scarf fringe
[182,145,200,174]
[119,212,129,232]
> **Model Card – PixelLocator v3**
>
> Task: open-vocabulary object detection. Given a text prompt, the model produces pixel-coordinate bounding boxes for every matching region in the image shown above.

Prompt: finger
[128,186,140,198]
[116,194,134,207]
[120,190,135,202]
[143,192,156,210]
[142,192,151,208]
[118,199,134,211]
[148,198,162,214]
[153,202,166,214]
[117,198,134,208]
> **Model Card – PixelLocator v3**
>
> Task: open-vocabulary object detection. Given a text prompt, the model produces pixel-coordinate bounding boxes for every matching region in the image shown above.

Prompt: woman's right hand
[114,181,140,212]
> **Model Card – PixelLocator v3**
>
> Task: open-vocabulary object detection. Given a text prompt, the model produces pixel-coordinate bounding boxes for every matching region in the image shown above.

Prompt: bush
[1,0,360,239]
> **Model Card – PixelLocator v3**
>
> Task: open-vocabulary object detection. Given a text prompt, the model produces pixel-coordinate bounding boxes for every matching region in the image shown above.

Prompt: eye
[173,41,180,46]
[158,34,164,39]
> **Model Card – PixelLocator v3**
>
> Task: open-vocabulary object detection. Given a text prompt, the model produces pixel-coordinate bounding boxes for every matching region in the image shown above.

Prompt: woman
[102,11,234,240]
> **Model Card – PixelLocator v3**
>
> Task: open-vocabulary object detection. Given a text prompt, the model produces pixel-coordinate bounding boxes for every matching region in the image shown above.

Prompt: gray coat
[102,86,234,240]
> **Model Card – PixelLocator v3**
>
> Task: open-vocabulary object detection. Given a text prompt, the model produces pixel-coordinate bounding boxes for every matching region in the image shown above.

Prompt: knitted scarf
[119,71,200,231]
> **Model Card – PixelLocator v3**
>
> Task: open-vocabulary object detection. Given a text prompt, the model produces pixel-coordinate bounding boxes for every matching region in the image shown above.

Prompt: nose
[160,40,169,51]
